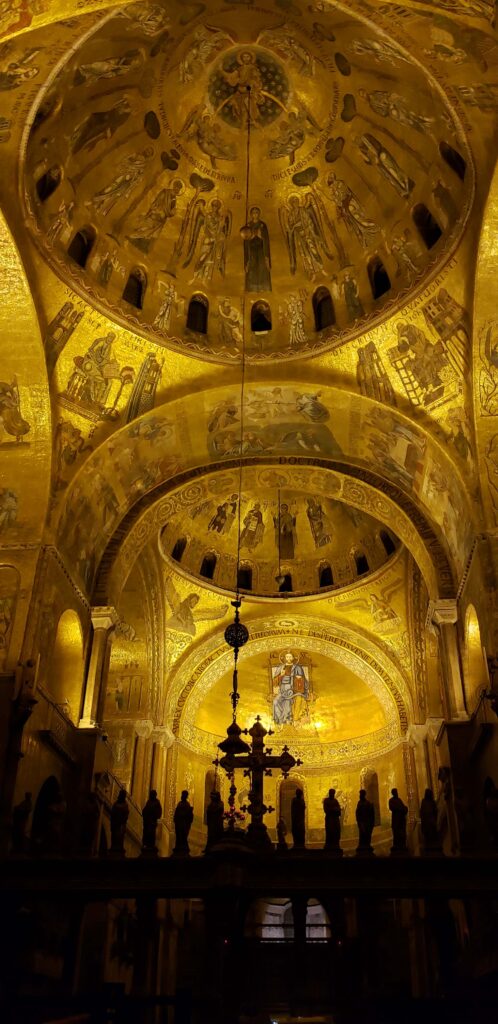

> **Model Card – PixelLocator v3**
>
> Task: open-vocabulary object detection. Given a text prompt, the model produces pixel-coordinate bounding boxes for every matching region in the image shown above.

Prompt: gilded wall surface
[1,0,497,838]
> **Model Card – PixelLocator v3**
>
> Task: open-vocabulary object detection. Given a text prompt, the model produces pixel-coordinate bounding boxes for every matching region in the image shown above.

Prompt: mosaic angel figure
[165,578,228,637]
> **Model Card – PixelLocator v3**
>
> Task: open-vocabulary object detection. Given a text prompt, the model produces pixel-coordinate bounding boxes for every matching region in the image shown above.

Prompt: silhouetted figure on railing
[389,788,408,854]
[142,789,162,853]
[173,790,193,855]
[291,788,306,849]
[11,791,32,855]
[276,816,288,851]
[79,791,100,856]
[420,788,441,853]
[110,789,129,855]
[205,791,224,850]
[356,788,375,854]
[323,788,342,853]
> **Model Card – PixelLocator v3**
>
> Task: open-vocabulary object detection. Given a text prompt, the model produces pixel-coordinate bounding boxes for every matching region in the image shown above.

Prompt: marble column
[79,606,118,729]
[431,600,467,721]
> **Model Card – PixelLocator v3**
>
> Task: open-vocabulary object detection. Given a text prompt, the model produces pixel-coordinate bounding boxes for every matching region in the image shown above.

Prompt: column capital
[431,599,458,627]
[90,606,119,632]
[135,719,155,740]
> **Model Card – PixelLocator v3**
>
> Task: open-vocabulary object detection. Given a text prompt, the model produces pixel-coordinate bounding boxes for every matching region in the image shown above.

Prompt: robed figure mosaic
[269,650,312,727]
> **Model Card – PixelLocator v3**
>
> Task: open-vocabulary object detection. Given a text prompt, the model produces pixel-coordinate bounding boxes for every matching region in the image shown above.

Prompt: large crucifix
[217,600,302,848]
[215,716,302,848]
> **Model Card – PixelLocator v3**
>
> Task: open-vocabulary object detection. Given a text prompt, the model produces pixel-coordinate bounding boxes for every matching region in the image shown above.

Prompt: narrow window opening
[439,142,466,181]
[313,287,335,331]
[187,294,208,334]
[368,256,391,300]
[171,537,187,563]
[237,565,253,591]
[380,530,396,556]
[36,166,62,202]
[319,563,333,588]
[67,226,95,268]
[412,204,442,249]
[251,301,272,334]
[122,268,147,309]
[200,551,217,580]
[355,552,369,576]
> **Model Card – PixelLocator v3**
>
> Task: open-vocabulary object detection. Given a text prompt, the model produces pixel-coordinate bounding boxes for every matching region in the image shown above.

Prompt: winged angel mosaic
[165,577,228,638]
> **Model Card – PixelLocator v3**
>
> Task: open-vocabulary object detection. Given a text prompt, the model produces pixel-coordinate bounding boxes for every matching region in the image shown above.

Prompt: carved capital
[90,606,119,632]
[134,719,155,740]
[431,599,458,627]
[151,725,175,750]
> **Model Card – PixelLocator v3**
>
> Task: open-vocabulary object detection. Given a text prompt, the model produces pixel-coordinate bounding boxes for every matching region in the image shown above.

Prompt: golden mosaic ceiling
[23,0,472,363]
[158,475,401,597]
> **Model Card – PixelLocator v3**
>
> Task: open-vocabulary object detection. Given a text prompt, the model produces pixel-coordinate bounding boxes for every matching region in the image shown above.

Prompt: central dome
[25,0,471,363]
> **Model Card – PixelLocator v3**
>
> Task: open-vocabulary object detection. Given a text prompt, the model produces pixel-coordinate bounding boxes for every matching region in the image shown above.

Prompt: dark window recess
[67,227,95,268]
[278,573,293,593]
[187,295,208,334]
[380,530,396,556]
[319,564,333,588]
[171,537,187,563]
[36,166,62,202]
[237,566,253,591]
[251,301,272,333]
[368,257,391,300]
[439,142,466,181]
[412,204,442,250]
[313,288,335,331]
[200,552,217,580]
[122,269,147,309]
[355,553,369,576]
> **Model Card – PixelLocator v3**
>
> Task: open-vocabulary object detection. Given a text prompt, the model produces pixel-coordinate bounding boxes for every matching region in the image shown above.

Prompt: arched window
[67,226,96,268]
[204,769,220,824]
[380,530,396,556]
[122,268,147,309]
[313,287,335,330]
[49,609,85,724]
[412,204,442,249]
[200,551,217,580]
[186,294,208,334]
[439,142,466,181]
[367,256,391,299]
[251,300,272,333]
[278,572,293,593]
[355,551,369,576]
[319,563,333,588]
[237,564,253,591]
[171,537,187,563]
[36,166,62,202]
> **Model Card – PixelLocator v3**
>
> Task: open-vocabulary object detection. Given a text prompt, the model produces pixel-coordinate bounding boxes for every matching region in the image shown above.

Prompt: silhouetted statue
[173,789,193,855]
[484,777,498,849]
[31,776,66,856]
[420,787,440,852]
[79,791,100,856]
[356,789,375,853]
[389,788,408,852]
[291,788,306,849]
[110,789,129,854]
[454,786,475,853]
[142,789,162,851]
[11,791,32,855]
[206,791,224,849]
[276,816,288,851]
[323,788,342,852]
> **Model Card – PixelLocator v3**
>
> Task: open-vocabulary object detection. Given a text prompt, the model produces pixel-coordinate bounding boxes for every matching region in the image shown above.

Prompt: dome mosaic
[158,471,401,598]
[24,0,472,364]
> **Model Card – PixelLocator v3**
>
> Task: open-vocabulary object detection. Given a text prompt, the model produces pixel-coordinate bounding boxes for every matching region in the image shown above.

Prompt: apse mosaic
[22,0,473,364]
